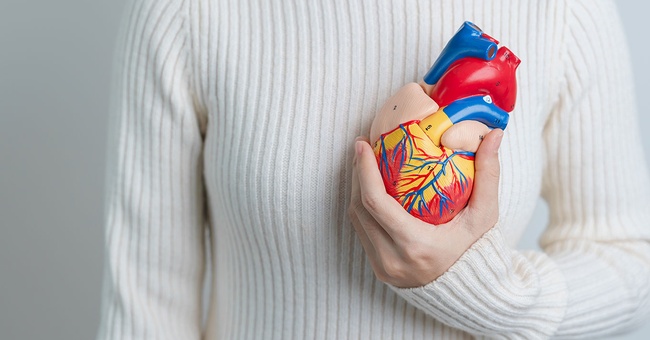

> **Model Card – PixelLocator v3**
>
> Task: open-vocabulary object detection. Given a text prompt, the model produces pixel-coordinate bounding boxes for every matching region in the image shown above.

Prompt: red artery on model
[430,47,521,112]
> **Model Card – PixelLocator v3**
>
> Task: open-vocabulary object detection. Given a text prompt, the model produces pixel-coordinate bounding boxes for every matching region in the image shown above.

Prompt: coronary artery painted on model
[370,21,520,225]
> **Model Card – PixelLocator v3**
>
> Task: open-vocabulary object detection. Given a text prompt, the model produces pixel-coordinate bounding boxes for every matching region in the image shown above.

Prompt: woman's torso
[195,0,562,338]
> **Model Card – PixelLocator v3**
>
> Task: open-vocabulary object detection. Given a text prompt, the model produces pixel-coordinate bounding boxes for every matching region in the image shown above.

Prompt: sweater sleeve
[96,0,209,339]
[385,1,650,338]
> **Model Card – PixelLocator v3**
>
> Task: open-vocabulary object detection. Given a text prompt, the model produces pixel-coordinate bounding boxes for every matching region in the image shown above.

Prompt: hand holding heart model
[369,21,520,225]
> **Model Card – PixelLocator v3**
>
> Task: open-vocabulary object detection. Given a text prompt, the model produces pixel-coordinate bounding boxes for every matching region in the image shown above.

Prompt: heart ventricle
[373,120,475,225]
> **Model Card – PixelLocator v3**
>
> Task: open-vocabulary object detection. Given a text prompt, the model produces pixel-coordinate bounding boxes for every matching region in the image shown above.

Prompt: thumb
[467,128,504,217]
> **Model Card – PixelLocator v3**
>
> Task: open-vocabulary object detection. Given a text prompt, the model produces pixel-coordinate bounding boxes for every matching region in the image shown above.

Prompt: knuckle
[361,192,382,212]
[348,198,365,216]
[410,245,438,271]
[374,270,390,283]
[403,243,431,265]
[364,257,388,283]
[382,258,404,280]
[347,204,357,219]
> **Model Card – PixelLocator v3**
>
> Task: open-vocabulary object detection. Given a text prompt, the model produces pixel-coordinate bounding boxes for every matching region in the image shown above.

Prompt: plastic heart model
[372,21,520,224]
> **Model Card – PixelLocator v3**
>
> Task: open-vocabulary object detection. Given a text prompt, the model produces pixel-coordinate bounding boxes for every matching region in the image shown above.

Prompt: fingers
[349,163,389,280]
[351,136,395,249]
[352,138,397,248]
[440,120,491,153]
[349,138,400,280]
[353,199,401,270]
[467,128,504,225]
[354,138,419,243]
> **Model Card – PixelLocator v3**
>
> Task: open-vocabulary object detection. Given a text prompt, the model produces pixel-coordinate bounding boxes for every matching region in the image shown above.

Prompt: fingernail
[355,136,364,142]
[355,140,364,155]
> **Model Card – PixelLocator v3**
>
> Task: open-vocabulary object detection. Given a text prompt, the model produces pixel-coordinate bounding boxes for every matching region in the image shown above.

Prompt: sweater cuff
[386,224,569,338]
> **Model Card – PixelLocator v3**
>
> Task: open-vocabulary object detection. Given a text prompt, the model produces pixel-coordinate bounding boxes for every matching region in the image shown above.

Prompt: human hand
[348,128,504,288]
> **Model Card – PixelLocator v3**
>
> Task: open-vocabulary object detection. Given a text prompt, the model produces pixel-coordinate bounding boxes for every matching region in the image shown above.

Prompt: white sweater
[96,0,650,338]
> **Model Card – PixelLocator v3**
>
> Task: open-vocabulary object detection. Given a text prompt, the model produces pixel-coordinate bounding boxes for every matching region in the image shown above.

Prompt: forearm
[387,225,650,339]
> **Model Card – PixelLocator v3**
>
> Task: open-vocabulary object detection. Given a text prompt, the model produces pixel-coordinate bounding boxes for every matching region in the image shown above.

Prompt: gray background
[0,1,648,339]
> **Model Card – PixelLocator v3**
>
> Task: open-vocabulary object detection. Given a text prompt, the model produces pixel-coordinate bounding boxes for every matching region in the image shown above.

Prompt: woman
[97,0,650,338]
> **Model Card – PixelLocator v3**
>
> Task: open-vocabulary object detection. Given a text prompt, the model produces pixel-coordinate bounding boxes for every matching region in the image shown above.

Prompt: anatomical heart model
[370,21,520,225]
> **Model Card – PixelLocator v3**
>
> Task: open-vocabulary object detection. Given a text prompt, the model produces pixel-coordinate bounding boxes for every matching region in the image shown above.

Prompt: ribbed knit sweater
[96,0,650,338]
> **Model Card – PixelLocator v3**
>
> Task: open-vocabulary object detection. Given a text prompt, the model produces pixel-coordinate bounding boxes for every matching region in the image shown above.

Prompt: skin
[349,83,504,288]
